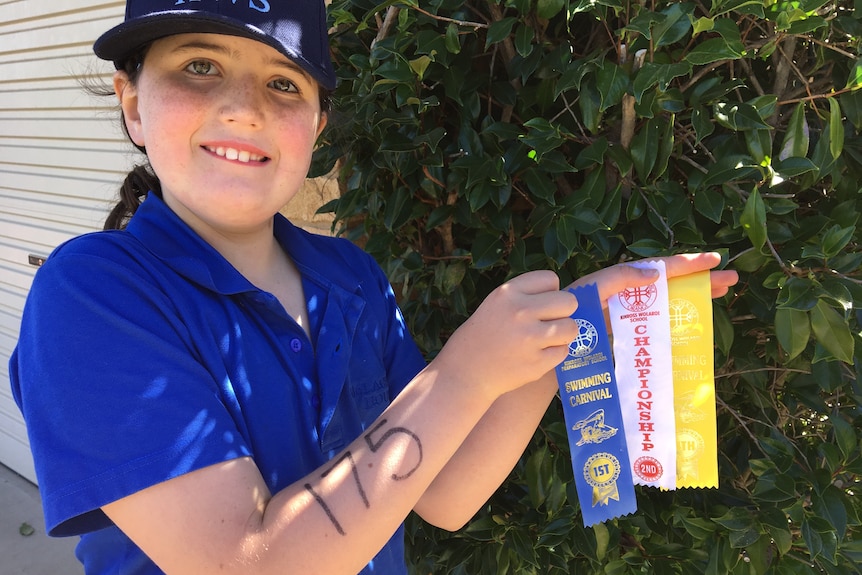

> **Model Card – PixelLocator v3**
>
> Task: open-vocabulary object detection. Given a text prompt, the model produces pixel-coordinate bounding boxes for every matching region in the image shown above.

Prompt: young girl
[10,2,737,574]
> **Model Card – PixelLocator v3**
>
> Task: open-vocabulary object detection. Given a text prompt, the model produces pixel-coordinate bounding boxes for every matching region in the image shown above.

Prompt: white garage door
[0,2,128,483]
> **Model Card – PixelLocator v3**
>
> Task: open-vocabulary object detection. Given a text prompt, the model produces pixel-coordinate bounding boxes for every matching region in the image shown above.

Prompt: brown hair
[100,50,161,231]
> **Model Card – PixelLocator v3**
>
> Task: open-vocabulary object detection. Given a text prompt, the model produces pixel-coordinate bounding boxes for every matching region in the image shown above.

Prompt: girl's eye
[187,60,217,76]
[270,78,299,93]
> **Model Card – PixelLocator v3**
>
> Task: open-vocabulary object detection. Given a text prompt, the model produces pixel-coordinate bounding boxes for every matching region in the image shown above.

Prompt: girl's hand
[431,270,581,401]
[430,253,737,404]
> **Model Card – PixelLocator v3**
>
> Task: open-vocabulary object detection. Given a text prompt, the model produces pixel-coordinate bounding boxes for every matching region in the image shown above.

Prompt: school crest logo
[569,319,599,357]
[669,298,701,337]
[618,284,658,312]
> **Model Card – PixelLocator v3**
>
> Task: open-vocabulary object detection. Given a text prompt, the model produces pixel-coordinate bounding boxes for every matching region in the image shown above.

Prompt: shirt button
[311,395,321,409]
[290,338,302,352]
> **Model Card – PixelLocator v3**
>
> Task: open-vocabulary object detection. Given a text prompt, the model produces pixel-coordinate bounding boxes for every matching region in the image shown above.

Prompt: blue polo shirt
[10,193,426,574]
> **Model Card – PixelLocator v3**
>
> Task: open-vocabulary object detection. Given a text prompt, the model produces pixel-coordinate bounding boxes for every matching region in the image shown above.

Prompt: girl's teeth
[209,146,263,162]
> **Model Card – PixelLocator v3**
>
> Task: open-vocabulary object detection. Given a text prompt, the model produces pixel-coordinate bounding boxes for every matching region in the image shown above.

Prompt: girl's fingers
[662,252,722,278]
[493,270,578,320]
[567,252,739,305]
[505,269,561,295]
[709,269,739,298]
[659,253,739,298]
[570,265,660,303]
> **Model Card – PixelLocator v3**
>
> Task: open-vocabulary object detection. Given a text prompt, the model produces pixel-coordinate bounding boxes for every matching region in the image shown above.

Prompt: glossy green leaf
[596,62,629,112]
[821,224,855,258]
[471,232,504,269]
[748,94,778,119]
[441,261,467,294]
[778,102,809,160]
[409,55,432,80]
[445,22,461,54]
[714,304,734,355]
[773,156,817,179]
[809,299,854,364]
[693,189,725,223]
[829,98,844,159]
[692,16,715,35]
[536,0,566,19]
[776,277,819,311]
[593,522,610,560]
[630,119,661,181]
[714,102,771,131]
[525,447,550,507]
[845,56,862,90]
[787,15,827,34]
[604,559,627,575]
[712,508,757,531]
[775,307,810,360]
[652,3,694,47]
[485,17,517,49]
[685,37,745,65]
[383,186,413,229]
[574,137,608,169]
[679,515,718,540]
[802,516,839,565]
[744,129,772,164]
[625,188,647,220]
[740,188,767,250]
[729,526,761,548]
[691,105,715,143]
[514,23,533,58]
[760,508,793,555]
[627,238,666,257]
[578,79,602,134]
[626,10,662,38]
[829,415,857,463]
[632,62,691,102]
[654,114,674,179]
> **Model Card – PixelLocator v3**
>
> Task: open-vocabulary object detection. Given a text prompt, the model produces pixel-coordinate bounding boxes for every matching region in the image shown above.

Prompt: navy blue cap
[94,0,336,90]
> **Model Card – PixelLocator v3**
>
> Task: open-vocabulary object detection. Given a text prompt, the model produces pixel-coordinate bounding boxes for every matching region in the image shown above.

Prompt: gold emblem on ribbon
[676,428,705,481]
[584,453,622,507]
[573,409,618,446]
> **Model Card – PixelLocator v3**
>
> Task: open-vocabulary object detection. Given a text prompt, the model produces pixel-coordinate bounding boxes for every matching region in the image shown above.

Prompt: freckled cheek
[277,115,323,157]
[145,88,205,130]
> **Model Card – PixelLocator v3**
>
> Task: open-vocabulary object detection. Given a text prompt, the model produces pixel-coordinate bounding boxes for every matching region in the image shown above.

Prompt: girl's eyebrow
[172,40,313,81]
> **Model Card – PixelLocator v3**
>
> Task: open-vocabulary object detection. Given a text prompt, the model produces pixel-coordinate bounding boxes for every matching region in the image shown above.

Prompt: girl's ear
[316,111,328,139]
[114,70,145,147]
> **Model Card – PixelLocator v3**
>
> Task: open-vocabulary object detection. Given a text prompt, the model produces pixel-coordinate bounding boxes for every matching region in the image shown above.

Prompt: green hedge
[312,0,862,572]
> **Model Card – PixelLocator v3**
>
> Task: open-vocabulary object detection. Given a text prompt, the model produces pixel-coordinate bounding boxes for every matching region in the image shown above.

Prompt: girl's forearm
[103,363,498,575]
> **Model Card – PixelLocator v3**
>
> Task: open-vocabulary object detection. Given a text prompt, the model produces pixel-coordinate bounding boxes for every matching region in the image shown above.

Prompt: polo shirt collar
[125,193,368,307]
[125,193,257,295]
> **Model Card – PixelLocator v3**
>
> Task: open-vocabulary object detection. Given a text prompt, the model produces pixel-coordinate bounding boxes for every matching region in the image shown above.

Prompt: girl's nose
[219,78,265,127]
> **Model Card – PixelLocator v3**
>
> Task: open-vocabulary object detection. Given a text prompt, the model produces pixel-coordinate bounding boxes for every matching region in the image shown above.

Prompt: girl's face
[114,33,328,238]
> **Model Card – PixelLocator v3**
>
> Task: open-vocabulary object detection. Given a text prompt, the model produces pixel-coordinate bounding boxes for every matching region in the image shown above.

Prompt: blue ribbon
[556,284,637,526]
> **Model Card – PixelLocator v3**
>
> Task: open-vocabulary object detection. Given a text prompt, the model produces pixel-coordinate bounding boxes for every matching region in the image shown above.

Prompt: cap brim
[94,12,335,90]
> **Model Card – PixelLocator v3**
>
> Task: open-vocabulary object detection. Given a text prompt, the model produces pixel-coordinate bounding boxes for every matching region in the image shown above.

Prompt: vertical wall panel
[0,2,127,483]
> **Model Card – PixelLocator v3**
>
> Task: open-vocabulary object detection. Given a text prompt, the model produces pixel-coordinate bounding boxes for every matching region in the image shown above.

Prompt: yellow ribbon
[668,271,718,488]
